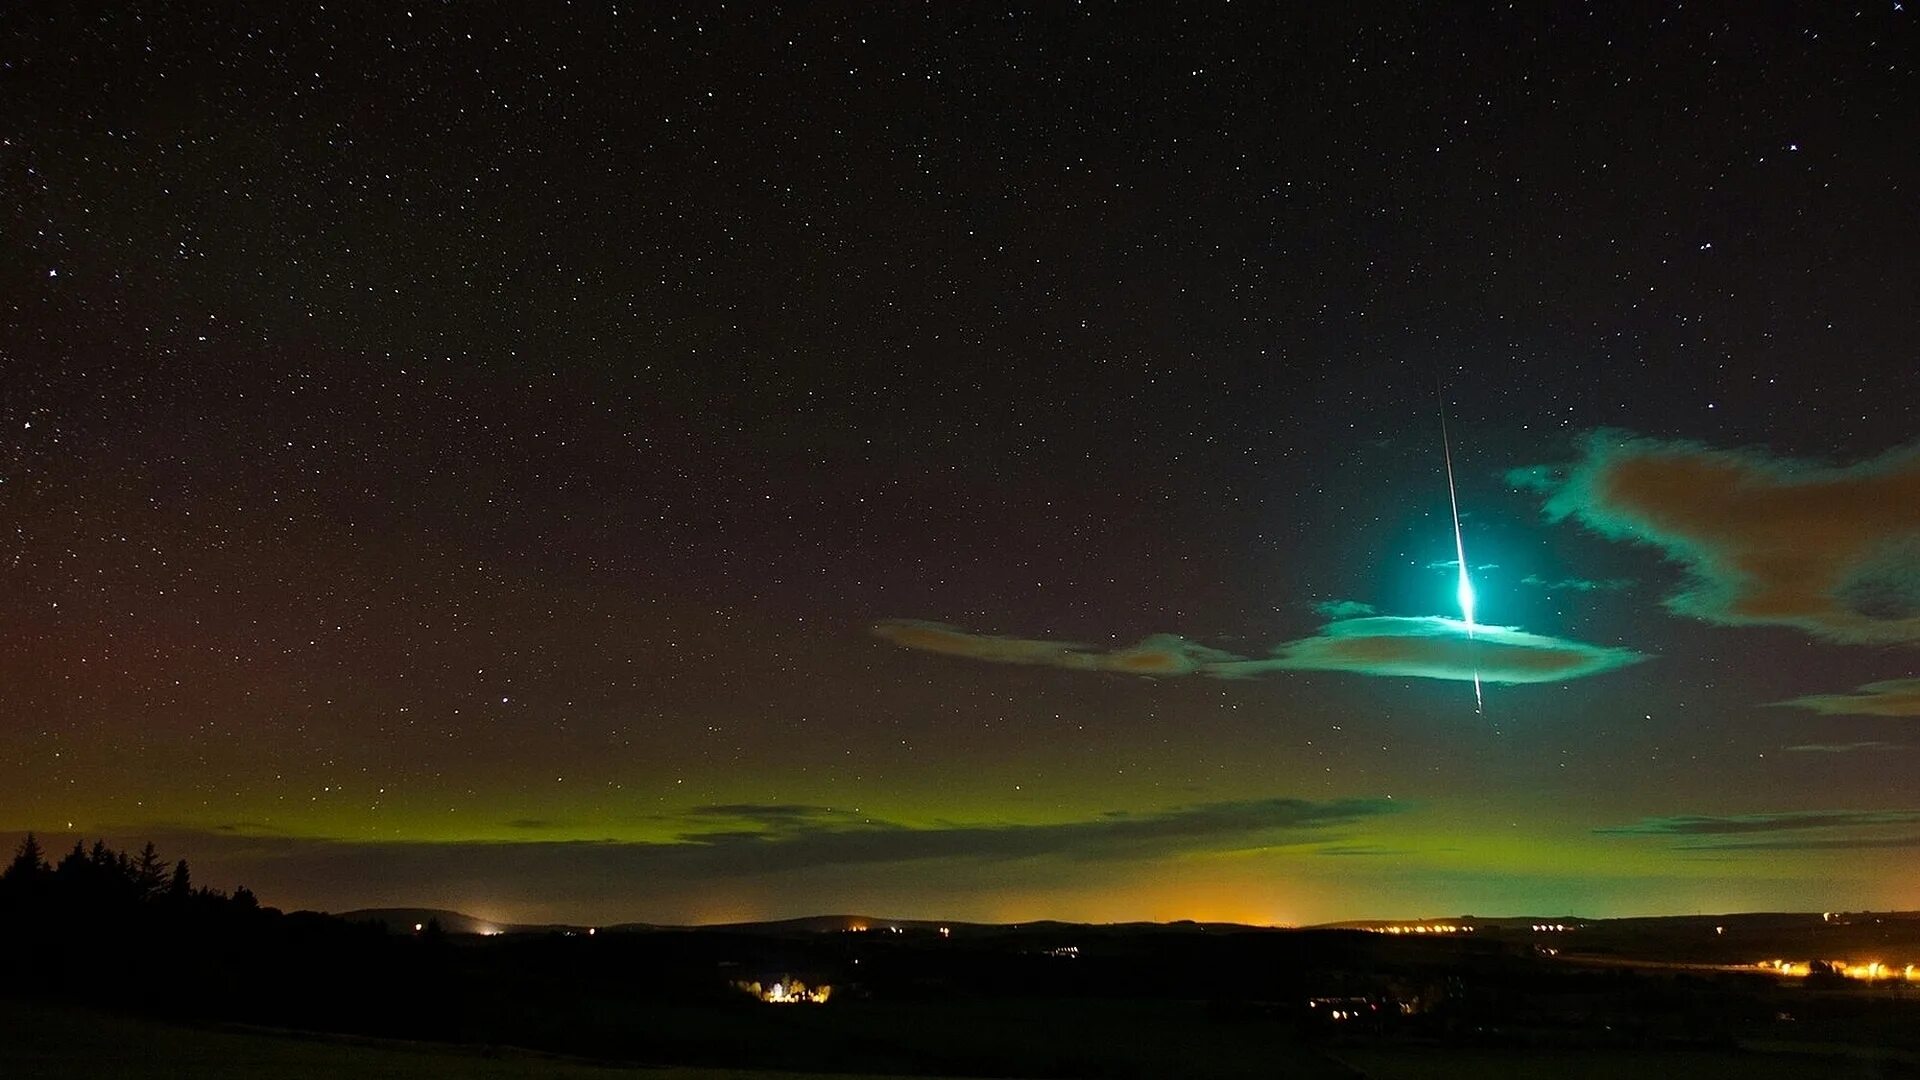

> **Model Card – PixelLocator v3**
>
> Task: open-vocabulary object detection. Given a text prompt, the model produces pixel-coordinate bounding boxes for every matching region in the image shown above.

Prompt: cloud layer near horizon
[1513,432,1920,644]
[13,796,1402,918]
[1775,677,1920,718]
[1600,809,1920,852]
[869,620,1240,676]
[873,616,1644,686]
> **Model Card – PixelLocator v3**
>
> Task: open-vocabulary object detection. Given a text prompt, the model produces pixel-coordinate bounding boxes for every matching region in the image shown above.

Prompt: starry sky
[3,4,1916,926]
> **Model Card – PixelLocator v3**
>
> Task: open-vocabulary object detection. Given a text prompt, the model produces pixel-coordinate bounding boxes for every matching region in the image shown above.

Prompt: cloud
[37,797,1403,918]
[1313,599,1377,618]
[1603,808,1920,853]
[869,620,1238,676]
[1520,574,1633,593]
[1775,678,1920,717]
[1670,834,1920,852]
[1783,741,1913,754]
[1512,432,1920,644]
[1598,809,1920,837]
[675,804,876,839]
[1227,616,1646,685]
[875,616,1644,686]
[1314,844,1431,857]
[683,803,860,826]
[189,797,1404,868]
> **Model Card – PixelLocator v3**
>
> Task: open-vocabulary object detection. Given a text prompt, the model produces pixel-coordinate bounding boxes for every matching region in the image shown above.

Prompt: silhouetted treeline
[1,833,258,921]
[0,833,402,1025]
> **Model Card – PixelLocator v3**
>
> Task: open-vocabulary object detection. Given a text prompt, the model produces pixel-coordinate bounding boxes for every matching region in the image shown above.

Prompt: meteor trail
[1438,387,1483,711]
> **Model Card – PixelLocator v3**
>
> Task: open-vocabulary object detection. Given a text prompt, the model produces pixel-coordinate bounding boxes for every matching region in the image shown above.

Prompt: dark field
[10,909,1920,1078]
[0,997,929,1080]
[6,992,1914,1080]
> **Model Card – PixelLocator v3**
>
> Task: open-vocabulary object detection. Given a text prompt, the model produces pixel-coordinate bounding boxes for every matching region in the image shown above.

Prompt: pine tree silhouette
[133,842,168,900]
[3,833,48,883]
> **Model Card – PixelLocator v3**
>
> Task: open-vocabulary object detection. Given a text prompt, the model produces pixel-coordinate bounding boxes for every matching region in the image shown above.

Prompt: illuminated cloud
[1313,599,1377,618]
[869,620,1238,676]
[1513,432,1920,644]
[1782,741,1913,754]
[875,616,1644,686]
[1225,616,1646,685]
[1519,574,1633,593]
[1775,677,1920,717]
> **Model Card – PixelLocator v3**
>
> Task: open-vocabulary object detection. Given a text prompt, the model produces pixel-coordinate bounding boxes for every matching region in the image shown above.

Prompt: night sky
[4,4,1916,927]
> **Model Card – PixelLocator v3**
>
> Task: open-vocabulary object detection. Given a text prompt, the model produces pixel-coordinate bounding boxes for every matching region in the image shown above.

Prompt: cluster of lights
[1309,998,1412,1021]
[1530,923,1572,932]
[1376,924,1474,935]
[1757,959,1919,981]
[736,979,831,1004]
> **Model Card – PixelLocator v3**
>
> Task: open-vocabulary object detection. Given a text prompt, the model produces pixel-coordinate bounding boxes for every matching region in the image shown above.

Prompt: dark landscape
[5,836,1920,1078]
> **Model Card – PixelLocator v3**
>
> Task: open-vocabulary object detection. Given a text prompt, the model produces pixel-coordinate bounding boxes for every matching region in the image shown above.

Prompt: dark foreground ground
[0,997,923,1080]
[5,996,1911,1080]
[8,876,1920,1079]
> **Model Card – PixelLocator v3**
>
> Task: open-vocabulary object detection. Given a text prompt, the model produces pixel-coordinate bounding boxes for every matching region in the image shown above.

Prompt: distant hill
[335,908,506,935]
[334,906,1920,941]
[336,909,1293,937]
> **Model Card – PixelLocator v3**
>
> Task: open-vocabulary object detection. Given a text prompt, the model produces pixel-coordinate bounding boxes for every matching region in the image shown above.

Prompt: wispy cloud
[1314,844,1431,857]
[869,620,1238,676]
[1776,678,1920,718]
[1512,432,1920,644]
[1520,574,1633,593]
[875,616,1644,687]
[1599,809,1920,837]
[1671,834,1920,852]
[45,796,1405,918]
[1229,616,1645,685]
[1783,741,1913,754]
[1313,599,1377,619]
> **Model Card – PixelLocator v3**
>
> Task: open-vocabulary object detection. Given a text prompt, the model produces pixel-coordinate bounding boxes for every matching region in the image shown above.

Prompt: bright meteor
[1438,391,1483,711]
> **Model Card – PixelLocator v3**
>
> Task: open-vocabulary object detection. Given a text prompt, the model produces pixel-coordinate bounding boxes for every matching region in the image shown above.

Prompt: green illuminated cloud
[1224,616,1646,684]
[1520,574,1633,593]
[1513,432,1920,644]
[1313,599,1378,618]
[874,616,1644,686]
[1783,741,1912,753]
